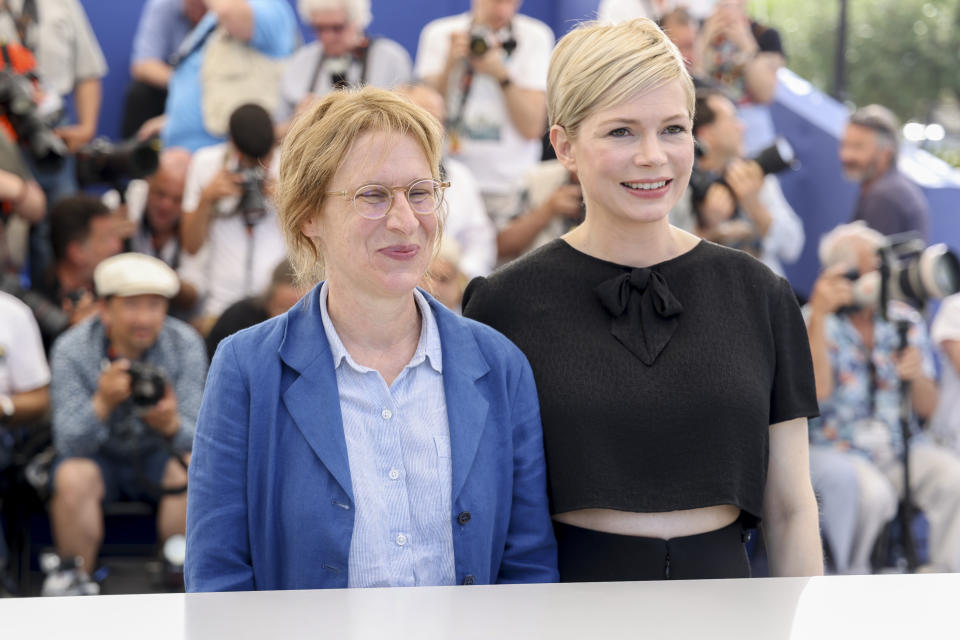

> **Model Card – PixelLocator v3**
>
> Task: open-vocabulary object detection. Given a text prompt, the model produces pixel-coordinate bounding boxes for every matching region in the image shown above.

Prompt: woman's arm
[762,417,824,577]
[497,355,559,583]
[185,338,254,592]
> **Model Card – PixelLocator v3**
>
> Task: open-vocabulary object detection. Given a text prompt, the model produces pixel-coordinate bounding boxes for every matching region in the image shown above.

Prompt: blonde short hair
[547,18,695,142]
[276,87,444,285]
[818,221,887,268]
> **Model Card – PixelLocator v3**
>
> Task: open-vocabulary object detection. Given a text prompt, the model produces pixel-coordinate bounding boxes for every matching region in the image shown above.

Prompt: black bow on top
[594,268,683,366]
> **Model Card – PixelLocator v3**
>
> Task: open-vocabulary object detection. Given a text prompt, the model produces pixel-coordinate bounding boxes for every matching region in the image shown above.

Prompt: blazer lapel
[429,296,491,501]
[278,287,354,502]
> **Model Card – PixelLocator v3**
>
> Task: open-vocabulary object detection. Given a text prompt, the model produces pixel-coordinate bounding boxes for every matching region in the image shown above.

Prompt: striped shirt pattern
[319,283,455,587]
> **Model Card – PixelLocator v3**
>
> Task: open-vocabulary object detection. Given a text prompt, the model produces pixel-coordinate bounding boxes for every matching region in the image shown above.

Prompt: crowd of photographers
[1,0,959,596]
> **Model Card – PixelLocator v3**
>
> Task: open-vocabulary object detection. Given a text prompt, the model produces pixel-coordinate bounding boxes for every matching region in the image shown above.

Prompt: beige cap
[94,253,180,298]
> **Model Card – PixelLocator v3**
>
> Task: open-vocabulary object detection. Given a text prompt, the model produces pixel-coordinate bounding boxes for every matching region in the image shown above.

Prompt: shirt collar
[318,282,443,375]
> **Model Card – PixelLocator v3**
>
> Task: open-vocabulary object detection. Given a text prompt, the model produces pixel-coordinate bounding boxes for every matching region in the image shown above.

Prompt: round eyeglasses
[325,178,450,220]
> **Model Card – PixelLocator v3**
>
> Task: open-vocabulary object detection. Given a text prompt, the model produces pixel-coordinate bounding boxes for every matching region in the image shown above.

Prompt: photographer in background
[841,104,929,240]
[805,222,960,574]
[46,253,206,595]
[415,0,554,227]
[32,196,121,349]
[177,104,285,323]
[0,0,107,284]
[684,88,803,276]
[276,0,411,131]
[116,147,192,270]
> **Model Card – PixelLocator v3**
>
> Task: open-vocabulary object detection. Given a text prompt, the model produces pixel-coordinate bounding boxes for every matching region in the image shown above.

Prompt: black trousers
[554,519,751,581]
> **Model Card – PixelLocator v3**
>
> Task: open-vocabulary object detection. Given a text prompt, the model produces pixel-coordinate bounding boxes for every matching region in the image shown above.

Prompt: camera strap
[1,0,38,52]
[307,36,375,94]
[447,21,515,149]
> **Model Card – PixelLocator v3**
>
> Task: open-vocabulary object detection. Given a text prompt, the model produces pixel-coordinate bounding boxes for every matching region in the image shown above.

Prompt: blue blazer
[185,286,558,591]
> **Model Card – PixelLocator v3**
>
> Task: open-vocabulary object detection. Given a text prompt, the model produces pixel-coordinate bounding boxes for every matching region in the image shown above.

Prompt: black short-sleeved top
[462,239,818,526]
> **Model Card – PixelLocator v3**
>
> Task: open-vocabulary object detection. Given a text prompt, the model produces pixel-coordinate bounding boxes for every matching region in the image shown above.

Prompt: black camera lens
[469,34,489,57]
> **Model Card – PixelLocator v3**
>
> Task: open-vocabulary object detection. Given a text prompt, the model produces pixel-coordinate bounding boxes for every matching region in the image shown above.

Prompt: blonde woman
[186,87,557,591]
[464,19,823,580]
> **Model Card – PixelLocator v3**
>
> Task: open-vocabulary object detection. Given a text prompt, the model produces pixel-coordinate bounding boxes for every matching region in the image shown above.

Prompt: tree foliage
[749,0,960,123]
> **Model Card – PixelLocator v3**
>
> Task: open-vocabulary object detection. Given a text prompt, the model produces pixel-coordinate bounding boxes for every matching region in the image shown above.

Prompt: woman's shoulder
[464,240,568,310]
[687,240,788,293]
[430,297,531,369]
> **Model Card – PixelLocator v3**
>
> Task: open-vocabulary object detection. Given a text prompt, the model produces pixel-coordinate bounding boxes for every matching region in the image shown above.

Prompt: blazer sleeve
[185,337,255,592]
[497,351,559,583]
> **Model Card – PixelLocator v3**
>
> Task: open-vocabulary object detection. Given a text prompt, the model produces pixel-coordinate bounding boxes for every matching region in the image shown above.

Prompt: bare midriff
[552,505,741,540]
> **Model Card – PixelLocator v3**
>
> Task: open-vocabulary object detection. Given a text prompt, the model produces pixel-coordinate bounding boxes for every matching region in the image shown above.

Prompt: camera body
[0,69,66,170]
[690,136,797,206]
[128,361,167,407]
[234,165,268,226]
[468,27,517,58]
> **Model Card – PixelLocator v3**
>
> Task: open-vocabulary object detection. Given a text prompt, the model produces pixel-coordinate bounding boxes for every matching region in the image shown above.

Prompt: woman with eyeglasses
[185,87,557,591]
[464,19,823,581]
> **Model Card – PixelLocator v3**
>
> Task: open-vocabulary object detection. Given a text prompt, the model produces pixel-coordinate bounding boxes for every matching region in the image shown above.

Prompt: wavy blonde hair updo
[275,86,445,286]
[547,18,695,143]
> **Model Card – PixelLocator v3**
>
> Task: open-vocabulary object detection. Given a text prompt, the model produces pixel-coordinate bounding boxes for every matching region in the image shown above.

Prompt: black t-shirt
[463,239,818,525]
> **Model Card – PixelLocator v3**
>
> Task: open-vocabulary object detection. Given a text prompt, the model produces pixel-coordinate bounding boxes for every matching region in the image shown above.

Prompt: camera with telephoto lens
[75,136,160,187]
[843,235,960,312]
[128,361,167,407]
[689,136,798,206]
[0,69,66,170]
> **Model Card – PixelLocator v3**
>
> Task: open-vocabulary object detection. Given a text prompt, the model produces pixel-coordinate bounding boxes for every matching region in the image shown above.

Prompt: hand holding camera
[200,168,243,211]
[93,359,133,420]
[809,263,855,318]
[139,384,180,438]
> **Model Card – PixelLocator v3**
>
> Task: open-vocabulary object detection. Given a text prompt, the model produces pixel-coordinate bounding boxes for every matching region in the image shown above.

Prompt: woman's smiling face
[557,79,695,229]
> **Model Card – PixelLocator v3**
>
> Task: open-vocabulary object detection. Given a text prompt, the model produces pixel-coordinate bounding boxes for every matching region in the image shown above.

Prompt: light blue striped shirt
[319,283,456,587]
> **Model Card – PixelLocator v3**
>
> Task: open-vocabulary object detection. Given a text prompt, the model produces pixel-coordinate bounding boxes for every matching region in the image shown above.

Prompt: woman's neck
[325,281,422,383]
[563,212,700,268]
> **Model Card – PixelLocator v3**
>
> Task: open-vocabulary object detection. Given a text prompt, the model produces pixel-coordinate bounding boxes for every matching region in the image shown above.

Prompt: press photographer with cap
[46,253,207,594]
[177,103,286,322]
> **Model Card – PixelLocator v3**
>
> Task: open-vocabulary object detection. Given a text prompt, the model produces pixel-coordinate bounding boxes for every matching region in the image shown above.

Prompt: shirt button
[381,408,393,420]
[462,574,475,585]
[396,533,407,546]
[457,511,471,525]
[388,468,400,480]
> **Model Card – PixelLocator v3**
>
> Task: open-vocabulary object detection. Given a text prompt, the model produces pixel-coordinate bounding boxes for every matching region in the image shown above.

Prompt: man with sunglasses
[276,0,411,128]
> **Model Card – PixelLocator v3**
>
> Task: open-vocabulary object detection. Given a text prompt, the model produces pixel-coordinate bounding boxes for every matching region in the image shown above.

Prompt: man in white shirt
[415,0,553,225]
[177,105,285,321]
[277,0,412,126]
[0,291,50,429]
[396,84,496,280]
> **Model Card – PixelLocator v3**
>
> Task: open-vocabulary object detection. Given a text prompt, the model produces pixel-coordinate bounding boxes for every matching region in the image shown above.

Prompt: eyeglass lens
[354,180,442,219]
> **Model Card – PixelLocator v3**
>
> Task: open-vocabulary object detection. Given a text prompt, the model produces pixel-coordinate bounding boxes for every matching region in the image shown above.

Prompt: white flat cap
[94,253,180,298]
